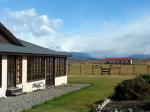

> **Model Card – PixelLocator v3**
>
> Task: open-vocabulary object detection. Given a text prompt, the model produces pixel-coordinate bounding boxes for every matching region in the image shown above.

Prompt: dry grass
[68,62,149,75]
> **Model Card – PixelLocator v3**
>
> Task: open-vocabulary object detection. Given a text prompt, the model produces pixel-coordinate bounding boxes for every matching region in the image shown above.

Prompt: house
[0,22,68,97]
[104,58,133,64]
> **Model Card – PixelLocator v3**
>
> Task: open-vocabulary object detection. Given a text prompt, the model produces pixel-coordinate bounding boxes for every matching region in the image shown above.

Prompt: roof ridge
[0,22,23,46]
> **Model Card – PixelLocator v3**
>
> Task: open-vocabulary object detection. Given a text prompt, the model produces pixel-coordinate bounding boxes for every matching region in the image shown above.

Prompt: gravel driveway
[0,84,90,112]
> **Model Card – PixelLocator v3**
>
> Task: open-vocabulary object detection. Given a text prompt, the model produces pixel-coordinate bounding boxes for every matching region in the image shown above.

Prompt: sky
[0,0,150,58]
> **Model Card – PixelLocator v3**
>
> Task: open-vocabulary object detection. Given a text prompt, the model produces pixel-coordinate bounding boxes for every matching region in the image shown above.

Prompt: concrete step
[11,92,26,96]
[6,87,23,96]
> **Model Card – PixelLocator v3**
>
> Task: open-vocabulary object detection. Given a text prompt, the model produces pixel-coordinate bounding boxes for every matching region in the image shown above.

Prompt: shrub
[112,74,150,101]
[135,75,150,84]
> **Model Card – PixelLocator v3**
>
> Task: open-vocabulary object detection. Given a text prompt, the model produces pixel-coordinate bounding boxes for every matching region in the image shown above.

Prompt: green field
[23,75,133,112]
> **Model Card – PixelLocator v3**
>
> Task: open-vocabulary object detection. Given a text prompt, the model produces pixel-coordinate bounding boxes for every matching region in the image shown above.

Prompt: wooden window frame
[46,57,54,76]
[16,56,22,84]
[7,56,16,88]
[27,56,67,82]
[27,56,46,82]
[55,57,67,77]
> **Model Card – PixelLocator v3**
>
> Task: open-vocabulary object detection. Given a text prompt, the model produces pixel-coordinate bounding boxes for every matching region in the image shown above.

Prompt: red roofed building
[104,58,133,64]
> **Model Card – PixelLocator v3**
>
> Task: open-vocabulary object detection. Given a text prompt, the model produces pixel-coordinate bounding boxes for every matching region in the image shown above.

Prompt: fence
[68,63,150,75]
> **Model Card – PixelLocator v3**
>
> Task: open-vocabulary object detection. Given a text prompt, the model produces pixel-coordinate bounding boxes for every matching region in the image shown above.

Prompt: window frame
[55,57,67,77]
[27,56,46,82]
[16,56,22,84]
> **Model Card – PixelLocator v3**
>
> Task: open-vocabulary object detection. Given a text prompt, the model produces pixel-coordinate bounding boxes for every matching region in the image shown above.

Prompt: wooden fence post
[101,66,103,75]
[119,66,121,75]
[109,66,111,75]
[147,65,150,74]
[92,65,94,75]
[68,64,70,74]
[80,64,82,75]
[133,65,135,75]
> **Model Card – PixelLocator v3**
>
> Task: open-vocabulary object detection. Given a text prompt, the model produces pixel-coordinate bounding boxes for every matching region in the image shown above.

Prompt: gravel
[0,84,90,112]
[104,100,150,111]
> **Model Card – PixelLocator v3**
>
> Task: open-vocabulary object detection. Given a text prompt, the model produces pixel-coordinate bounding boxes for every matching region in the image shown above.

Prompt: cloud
[1,8,150,58]
[59,17,150,58]
[1,8,63,47]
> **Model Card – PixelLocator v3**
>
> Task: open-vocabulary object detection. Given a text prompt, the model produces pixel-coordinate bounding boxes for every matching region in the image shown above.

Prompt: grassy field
[23,75,133,112]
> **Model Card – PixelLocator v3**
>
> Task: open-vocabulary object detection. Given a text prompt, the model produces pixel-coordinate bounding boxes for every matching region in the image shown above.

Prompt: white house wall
[131,60,133,64]
[0,55,7,97]
[22,56,27,92]
[23,80,45,92]
[55,76,67,86]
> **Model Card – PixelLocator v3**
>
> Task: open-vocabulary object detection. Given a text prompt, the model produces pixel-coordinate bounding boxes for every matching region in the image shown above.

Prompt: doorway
[46,57,55,86]
[7,56,22,88]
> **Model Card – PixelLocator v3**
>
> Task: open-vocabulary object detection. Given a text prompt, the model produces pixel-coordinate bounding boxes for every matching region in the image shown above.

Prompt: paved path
[0,84,90,112]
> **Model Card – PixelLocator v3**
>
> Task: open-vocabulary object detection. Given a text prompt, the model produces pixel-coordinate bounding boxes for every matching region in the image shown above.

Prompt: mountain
[68,52,97,60]
[68,52,150,60]
[129,54,150,59]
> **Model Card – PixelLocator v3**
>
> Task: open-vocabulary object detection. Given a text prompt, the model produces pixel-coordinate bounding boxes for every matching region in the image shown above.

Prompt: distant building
[104,58,133,64]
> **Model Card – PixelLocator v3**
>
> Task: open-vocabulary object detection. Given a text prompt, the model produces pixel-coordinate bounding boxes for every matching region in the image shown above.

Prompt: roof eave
[0,52,69,57]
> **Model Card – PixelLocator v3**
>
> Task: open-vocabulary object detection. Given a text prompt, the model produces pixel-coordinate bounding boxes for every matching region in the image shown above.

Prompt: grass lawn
[23,75,133,112]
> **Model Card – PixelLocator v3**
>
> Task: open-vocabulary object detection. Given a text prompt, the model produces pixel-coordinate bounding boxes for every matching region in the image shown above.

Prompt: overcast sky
[0,0,150,58]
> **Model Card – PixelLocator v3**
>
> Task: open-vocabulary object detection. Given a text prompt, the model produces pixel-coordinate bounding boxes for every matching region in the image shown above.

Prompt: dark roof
[0,23,23,46]
[0,22,68,57]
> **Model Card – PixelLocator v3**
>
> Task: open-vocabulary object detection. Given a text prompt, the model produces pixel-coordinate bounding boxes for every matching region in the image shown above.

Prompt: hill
[68,52,97,60]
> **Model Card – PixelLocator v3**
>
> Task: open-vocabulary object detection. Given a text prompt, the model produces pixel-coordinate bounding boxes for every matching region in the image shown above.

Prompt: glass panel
[55,57,66,77]
[27,56,46,82]
[7,56,16,88]
[16,56,22,84]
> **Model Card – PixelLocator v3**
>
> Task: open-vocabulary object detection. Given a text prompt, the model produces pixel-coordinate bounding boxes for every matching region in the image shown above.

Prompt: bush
[112,74,150,101]
[135,75,150,83]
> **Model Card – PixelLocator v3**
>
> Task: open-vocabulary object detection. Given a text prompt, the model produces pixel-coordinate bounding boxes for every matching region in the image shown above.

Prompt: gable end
[0,23,23,46]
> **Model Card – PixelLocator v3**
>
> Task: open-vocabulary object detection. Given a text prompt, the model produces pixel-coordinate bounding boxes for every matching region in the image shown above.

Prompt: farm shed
[104,58,132,64]
[0,22,68,97]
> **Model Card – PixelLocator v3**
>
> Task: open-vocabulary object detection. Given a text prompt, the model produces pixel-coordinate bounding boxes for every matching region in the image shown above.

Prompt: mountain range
[129,54,150,59]
[68,52,150,60]
[68,52,97,60]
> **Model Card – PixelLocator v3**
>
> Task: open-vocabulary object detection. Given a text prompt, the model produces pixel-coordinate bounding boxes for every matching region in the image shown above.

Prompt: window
[121,60,124,63]
[55,57,66,77]
[116,60,119,63]
[27,56,45,82]
[0,55,1,87]
[46,57,54,76]
[27,56,67,81]
[16,56,22,84]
